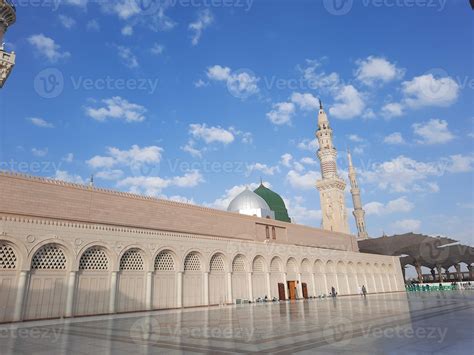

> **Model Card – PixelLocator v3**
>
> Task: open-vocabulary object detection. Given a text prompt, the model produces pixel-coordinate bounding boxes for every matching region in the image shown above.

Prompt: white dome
[227,188,271,212]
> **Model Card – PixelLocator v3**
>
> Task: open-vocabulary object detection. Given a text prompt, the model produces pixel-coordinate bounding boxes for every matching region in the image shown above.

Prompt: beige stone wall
[0,172,357,252]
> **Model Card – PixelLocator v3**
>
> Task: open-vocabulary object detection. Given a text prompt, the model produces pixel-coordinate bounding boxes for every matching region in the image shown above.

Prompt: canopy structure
[358,233,474,283]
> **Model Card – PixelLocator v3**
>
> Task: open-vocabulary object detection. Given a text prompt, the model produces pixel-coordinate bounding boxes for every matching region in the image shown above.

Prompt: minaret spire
[315,103,349,234]
[347,150,369,239]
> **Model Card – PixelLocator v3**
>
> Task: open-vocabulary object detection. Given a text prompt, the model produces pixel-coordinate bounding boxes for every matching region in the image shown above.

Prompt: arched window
[210,254,225,272]
[31,244,67,270]
[120,248,144,271]
[265,226,270,239]
[0,243,17,269]
[253,256,265,272]
[232,255,247,272]
[184,252,202,271]
[287,258,297,273]
[79,247,109,271]
[154,250,175,271]
[272,226,276,240]
[270,258,282,272]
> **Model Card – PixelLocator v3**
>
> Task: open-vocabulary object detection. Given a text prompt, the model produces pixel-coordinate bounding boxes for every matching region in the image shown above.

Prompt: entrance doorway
[287,281,297,300]
[278,283,286,300]
[302,282,308,299]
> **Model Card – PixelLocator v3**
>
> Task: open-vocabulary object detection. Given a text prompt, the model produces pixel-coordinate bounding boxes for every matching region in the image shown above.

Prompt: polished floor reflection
[1,291,473,354]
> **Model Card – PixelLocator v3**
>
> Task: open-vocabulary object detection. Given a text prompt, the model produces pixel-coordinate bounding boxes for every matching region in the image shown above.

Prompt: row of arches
[0,240,401,323]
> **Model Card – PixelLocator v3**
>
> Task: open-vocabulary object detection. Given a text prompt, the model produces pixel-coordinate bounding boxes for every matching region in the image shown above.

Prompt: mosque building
[0,102,403,324]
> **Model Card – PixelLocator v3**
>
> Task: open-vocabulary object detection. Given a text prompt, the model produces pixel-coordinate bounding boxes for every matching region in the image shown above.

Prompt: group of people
[329,285,367,298]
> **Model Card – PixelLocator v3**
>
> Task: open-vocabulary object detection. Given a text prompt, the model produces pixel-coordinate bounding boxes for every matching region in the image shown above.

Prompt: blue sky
[1,0,473,245]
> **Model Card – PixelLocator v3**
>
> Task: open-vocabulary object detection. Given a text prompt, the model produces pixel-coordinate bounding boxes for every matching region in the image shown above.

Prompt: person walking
[362,285,367,297]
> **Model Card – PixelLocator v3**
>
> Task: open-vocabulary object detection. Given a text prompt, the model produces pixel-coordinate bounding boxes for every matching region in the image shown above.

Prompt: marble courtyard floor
[0,291,473,354]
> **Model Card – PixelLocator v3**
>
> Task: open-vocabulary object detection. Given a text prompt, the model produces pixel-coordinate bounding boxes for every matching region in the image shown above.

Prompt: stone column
[145,271,153,310]
[176,271,183,308]
[266,272,271,299]
[65,271,77,317]
[203,271,209,305]
[436,265,443,282]
[311,273,316,297]
[13,271,28,322]
[415,264,423,283]
[345,274,351,294]
[468,264,473,281]
[247,272,253,301]
[109,271,118,314]
[297,273,303,298]
[401,266,406,282]
[282,272,288,300]
[227,272,233,304]
[454,264,462,282]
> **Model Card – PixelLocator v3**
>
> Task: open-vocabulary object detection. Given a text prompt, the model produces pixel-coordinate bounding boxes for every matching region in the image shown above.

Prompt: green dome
[254,183,291,223]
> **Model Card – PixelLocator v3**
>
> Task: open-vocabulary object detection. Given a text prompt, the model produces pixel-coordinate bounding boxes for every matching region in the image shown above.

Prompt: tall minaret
[0,0,16,88]
[347,150,369,239]
[315,100,349,234]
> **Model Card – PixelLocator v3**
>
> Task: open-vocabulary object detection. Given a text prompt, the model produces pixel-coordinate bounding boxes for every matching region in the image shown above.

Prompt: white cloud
[194,79,208,88]
[85,96,146,122]
[280,153,293,167]
[286,170,321,190]
[31,148,48,157]
[297,59,340,90]
[401,74,459,108]
[27,117,54,128]
[58,14,76,29]
[151,43,164,55]
[285,196,321,226]
[189,123,234,144]
[116,45,139,68]
[206,65,259,99]
[412,119,455,145]
[391,219,421,233]
[355,56,405,86]
[297,138,319,151]
[101,0,140,20]
[348,134,364,143]
[443,154,474,173]
[205,182,264,210]
[362,155,441,193]
[87,145,163,169]
[290,92,319,111]
[300,157,317,166]
[53,170,85,184]
[121,25,133,36]
[189,9,213,46]
[381,102,404,118]
[329,85,365,119]
[95,169,124,180]
[384,132,405,145]
[266,102,295,125]
[28,34,70,63]
[63,153,74,163]
[118,170,204,196]
[246,163,279,176]
[364,196,414,216]
[228,127,253,144]
[86,19,100,31]
[181,140,202,158]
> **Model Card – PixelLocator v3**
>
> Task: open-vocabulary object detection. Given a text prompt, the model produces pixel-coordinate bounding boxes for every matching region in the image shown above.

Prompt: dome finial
[319,98,323,110]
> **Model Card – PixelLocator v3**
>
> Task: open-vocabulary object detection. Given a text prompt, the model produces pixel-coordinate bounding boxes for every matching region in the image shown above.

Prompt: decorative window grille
[184,252,202,271]
[232,255,246,272]
[210,254,225,272]
[265,226,270,239]
[301,259,311,273]
[287,258,297,273]
[120,248,144,271]
[270,258,282,272]
[79,247,109,270]
[272,227,276,240]
[155,251,175,271]
[31,244,67,270]
[253,257,265,272]
[0,243,16,269]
